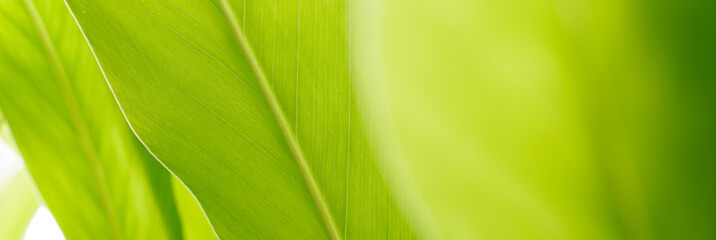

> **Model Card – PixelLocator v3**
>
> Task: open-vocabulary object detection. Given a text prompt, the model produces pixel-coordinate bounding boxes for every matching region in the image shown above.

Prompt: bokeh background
[379,0,716,239]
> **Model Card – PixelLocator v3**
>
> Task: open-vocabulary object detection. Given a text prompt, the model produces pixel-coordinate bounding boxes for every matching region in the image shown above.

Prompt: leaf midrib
[22,0,122,239]
[216,1,342,239]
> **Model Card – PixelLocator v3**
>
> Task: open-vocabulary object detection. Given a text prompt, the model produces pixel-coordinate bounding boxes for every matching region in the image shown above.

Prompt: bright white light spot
[24,206,65,240]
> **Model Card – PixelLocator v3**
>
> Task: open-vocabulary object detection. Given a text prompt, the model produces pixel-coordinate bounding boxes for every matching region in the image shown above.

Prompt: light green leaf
[0,127,38,240]
[0,115,39,240]
[64,0,424,239]
[0,112,18,151]
[0,0,183,239]
[0,171,38,240]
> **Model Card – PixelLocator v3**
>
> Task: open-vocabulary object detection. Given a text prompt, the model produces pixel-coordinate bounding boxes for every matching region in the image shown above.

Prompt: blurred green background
[379,0,716,239]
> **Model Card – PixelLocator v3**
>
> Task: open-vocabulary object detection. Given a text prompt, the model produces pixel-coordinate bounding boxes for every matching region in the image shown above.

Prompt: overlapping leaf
[64,0,423,239]
[0,0,183,239]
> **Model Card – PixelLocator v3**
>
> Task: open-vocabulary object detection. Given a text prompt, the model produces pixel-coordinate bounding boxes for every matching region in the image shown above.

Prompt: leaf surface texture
[0,0,183,239]
[64,0,420,239]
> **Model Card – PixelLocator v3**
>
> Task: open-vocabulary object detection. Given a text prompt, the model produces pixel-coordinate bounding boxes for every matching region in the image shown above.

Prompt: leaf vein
[216,1,342,239]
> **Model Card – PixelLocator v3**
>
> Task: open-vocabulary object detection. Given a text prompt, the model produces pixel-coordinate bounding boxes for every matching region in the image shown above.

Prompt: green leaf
[1,115,39,240]
[0,0,183,239]
[64,0,423,239]
[0,171,39,240]
[0,112,18,151]
[0,129,38,240]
